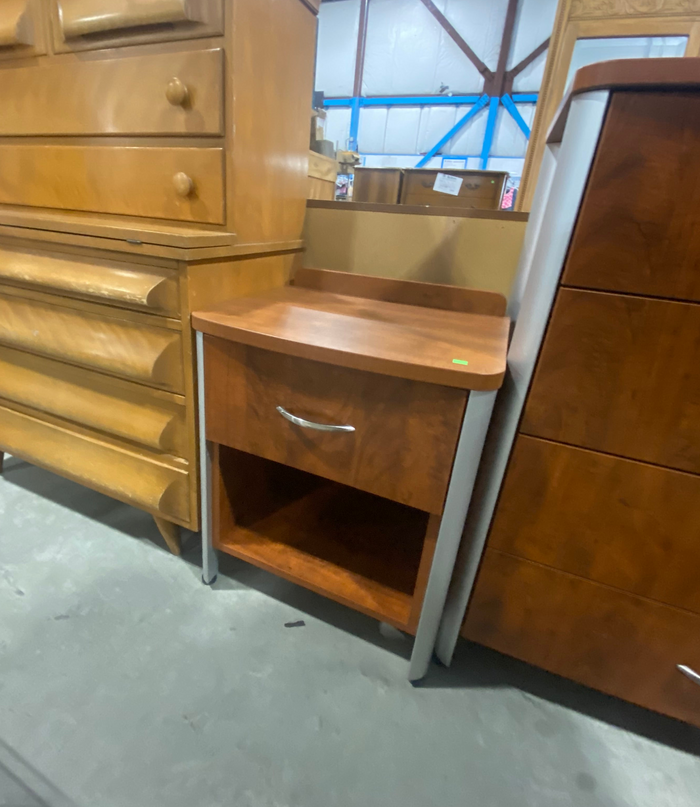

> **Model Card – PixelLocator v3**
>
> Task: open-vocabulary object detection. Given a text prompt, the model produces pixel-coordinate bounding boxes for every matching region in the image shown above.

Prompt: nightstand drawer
[0,291,184,393]
[203,339,467,514]
[0,244,179,315]
[0,48,223,136]
[0,145,224,224]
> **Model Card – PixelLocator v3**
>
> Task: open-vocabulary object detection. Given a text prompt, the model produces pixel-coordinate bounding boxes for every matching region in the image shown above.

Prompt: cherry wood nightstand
[193,268,509,680]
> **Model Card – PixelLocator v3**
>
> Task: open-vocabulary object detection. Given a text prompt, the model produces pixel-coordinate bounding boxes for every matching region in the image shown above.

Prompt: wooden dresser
[436,59,700,726]
[0,0,317,552]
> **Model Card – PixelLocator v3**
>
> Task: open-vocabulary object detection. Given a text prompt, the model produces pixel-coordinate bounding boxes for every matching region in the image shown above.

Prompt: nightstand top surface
[193,284,509,391]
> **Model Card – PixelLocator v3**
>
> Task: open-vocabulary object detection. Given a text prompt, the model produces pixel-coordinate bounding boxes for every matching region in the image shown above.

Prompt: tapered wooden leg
[153,516,181,555]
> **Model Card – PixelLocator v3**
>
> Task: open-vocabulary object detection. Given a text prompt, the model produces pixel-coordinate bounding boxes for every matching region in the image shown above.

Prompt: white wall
[316,0,558,176]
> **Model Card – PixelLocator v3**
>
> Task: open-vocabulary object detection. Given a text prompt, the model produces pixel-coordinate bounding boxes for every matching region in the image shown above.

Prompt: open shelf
[213,445,433,630]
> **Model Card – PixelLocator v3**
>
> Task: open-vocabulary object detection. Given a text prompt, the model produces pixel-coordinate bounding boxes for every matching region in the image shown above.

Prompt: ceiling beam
[353,0,370,96]
[485,0,519,96]
[504,36,550,93]
[418,0,493,82]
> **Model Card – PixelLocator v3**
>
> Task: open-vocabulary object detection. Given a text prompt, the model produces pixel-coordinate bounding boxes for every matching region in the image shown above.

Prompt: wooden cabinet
[0,0,318,551]
[194,269,509,677]
[353,168,404,205]
[451,66,700,726]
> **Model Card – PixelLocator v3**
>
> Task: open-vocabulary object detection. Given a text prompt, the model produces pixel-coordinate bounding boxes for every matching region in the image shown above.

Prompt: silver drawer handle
[276,406,355,433]
[678,665,700,686]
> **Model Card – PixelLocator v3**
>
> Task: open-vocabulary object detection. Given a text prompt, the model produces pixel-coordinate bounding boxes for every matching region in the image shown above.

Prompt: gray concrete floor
[1,455,699,807]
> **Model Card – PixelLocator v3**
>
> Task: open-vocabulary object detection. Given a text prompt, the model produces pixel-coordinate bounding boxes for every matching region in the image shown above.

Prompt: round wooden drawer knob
[166,77,189,107]
[173,172,195,198]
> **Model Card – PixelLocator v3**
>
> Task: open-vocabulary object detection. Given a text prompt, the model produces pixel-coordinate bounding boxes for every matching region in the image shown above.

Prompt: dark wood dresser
[439,59,700,725]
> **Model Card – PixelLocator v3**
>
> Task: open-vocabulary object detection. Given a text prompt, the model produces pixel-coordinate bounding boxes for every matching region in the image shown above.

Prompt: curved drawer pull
[678,665,700,686]
[276,406,355,433]
[166,77,189,107]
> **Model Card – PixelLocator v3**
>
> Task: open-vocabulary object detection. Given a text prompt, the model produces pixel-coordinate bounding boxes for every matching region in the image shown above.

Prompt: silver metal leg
[408,389,497,682]
[196,331,218,585]
[435,91,611,667]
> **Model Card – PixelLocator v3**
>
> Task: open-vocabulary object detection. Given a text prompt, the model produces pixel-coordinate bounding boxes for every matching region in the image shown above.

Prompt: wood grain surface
[293,267,507,317]
[0,346,187,455]
[0,245,179,314]
[522,288,700,474]
[0,0,36,50]
[204,338,466,514]
[489,436,700,614]
[0,48,224,136]
[52,0,223,51]
[0,145,225,224]
[213,445,428,629]
[562,93,700,302]
[0,402,190,523]
[193,285,509,391]
[464,549,700,727]
[353,168,404,205]
[0,292,184,392]
[229,0,316,244]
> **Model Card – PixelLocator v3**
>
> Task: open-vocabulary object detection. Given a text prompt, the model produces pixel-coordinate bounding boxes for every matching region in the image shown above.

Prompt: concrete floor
[1,455,699,807]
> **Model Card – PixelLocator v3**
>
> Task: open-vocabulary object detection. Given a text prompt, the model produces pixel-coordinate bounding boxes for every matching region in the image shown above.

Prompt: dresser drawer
[562,93,700,302]
[0,145,224,224]
[0,346,187,456]
[0,48,223,136]
[0,291,184,393]
[464,550,700,727]
[50,0,223,52]
[0,402,190,523]
[400,170,507,209]
[203,339,467,514]
[490,436,700,613]
[0,244,179,315]
[522,289,700,474]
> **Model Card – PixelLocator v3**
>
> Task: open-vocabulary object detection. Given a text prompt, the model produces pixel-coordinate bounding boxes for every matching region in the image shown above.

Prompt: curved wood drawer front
[203,338,467,514]
[490,436,700,614]
[0,145,224,224]
[0,294,184,392]
[0,0,43,58]
[522,289,700,474]
[0,346,187,455]
[464,550,700,727]
[0,402,190,523]
[0,48,223,136]
[0,246,179,314]
[52,0,223,51]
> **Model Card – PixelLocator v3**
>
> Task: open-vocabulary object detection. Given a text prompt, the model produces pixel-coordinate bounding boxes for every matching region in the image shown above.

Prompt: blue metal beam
[479,96,500,169]
[348,96,361,151]
[415,94,489,168]
[501,94,531,138]
[323,93,537,108]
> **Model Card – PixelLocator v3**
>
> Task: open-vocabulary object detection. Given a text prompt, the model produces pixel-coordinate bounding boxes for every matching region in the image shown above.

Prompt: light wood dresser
[0,0,318,552]
[436,59,700,726]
